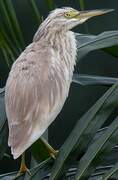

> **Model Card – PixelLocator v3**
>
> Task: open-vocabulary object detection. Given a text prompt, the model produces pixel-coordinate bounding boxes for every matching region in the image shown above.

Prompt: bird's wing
[5,43,66,159]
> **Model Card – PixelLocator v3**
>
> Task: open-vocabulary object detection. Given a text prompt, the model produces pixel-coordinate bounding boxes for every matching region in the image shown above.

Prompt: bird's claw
[50,150,59,159]
[13,164,31,179]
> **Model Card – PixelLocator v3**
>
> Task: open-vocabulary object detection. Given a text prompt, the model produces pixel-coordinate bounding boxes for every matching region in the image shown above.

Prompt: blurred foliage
[0,0,118,179]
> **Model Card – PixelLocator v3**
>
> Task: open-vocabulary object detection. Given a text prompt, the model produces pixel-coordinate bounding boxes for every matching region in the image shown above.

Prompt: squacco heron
[5,7,113,173]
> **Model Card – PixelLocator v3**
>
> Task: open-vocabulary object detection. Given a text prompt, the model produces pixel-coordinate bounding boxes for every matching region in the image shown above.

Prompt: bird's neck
[34,27,77,78]
[33,24,65,42]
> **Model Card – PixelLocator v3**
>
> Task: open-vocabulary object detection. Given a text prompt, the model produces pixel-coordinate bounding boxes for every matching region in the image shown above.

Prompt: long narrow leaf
[75,116,118,179]
[104,46,118,58]
[0,158,51,180]
[31,137,57,162]
[0,88,6,131]
[0,88,8,159]
[1,48,11,68]
[73,74,118,86]
[46,0,55,10]
[4,0,25,48]
[28,0,42,24]
[76,31,118,60]
[0,36,15,66]
[103,162,118,180]
[24,157,52,180]
[0,0,22,50]
[49,83,118,179]
[0,29,19,57]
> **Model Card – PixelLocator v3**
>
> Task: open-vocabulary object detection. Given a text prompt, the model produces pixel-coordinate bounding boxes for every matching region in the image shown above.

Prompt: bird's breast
[50,31,77,106]
[55,31,77,81]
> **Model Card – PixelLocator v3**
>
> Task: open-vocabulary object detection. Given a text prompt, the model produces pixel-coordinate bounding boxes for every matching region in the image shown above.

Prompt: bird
[5,7,113,173]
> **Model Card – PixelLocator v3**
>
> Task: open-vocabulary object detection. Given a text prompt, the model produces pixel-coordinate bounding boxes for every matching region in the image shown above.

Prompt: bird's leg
[41,137,59,159]
[15,153,31,179]
[19,153,30,173]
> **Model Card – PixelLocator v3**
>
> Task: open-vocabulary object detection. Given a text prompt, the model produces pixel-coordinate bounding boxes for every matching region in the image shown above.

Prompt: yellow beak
[75,9,114,19]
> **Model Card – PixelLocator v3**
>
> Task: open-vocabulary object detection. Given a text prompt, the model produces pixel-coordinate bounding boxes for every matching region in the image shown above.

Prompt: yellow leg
[14,153,31,179]
[19,153,30,173]
[41,137,59,159]
[50,149,59,159]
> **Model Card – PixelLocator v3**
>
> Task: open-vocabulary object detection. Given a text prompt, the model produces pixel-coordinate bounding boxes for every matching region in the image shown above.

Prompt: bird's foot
[50,149,59,159]
[41,137,59,159]
[14,164,31,179]
[14,153,31,179]
[19,163,31,175]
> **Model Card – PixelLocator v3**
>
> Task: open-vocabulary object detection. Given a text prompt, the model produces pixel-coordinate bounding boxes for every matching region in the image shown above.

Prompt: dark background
[0,0,118,173]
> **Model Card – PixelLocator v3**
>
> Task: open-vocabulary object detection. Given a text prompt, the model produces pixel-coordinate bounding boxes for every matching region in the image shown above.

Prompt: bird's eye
[64,12,71,18]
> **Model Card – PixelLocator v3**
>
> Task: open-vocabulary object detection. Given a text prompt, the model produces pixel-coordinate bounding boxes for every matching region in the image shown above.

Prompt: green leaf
[24,157,52,180]
[0,0,22,51]
[103,162,118,180]
[75,116,118,179]
[49,83,118,180]
[79,0,85,10]
[76,31,118,60]
[46,0,55,10]
[0,28,19,57]
[91,128,118,166]
[0,158,51,180]
[4,0,25,48]
[0,88,6,130]
[1,47,11,68]
[73,74,118,86]
[31,137,57,162]
[0,88,8,159]
[104,46,118,58]
[0,121,8,159]
[28,0,42,25]
[0,171,22,180]
[0,31,16,66]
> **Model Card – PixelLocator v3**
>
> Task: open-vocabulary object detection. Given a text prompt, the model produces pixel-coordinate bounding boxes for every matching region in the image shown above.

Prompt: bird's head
[46,7,114,31]
[33,7,114,41]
